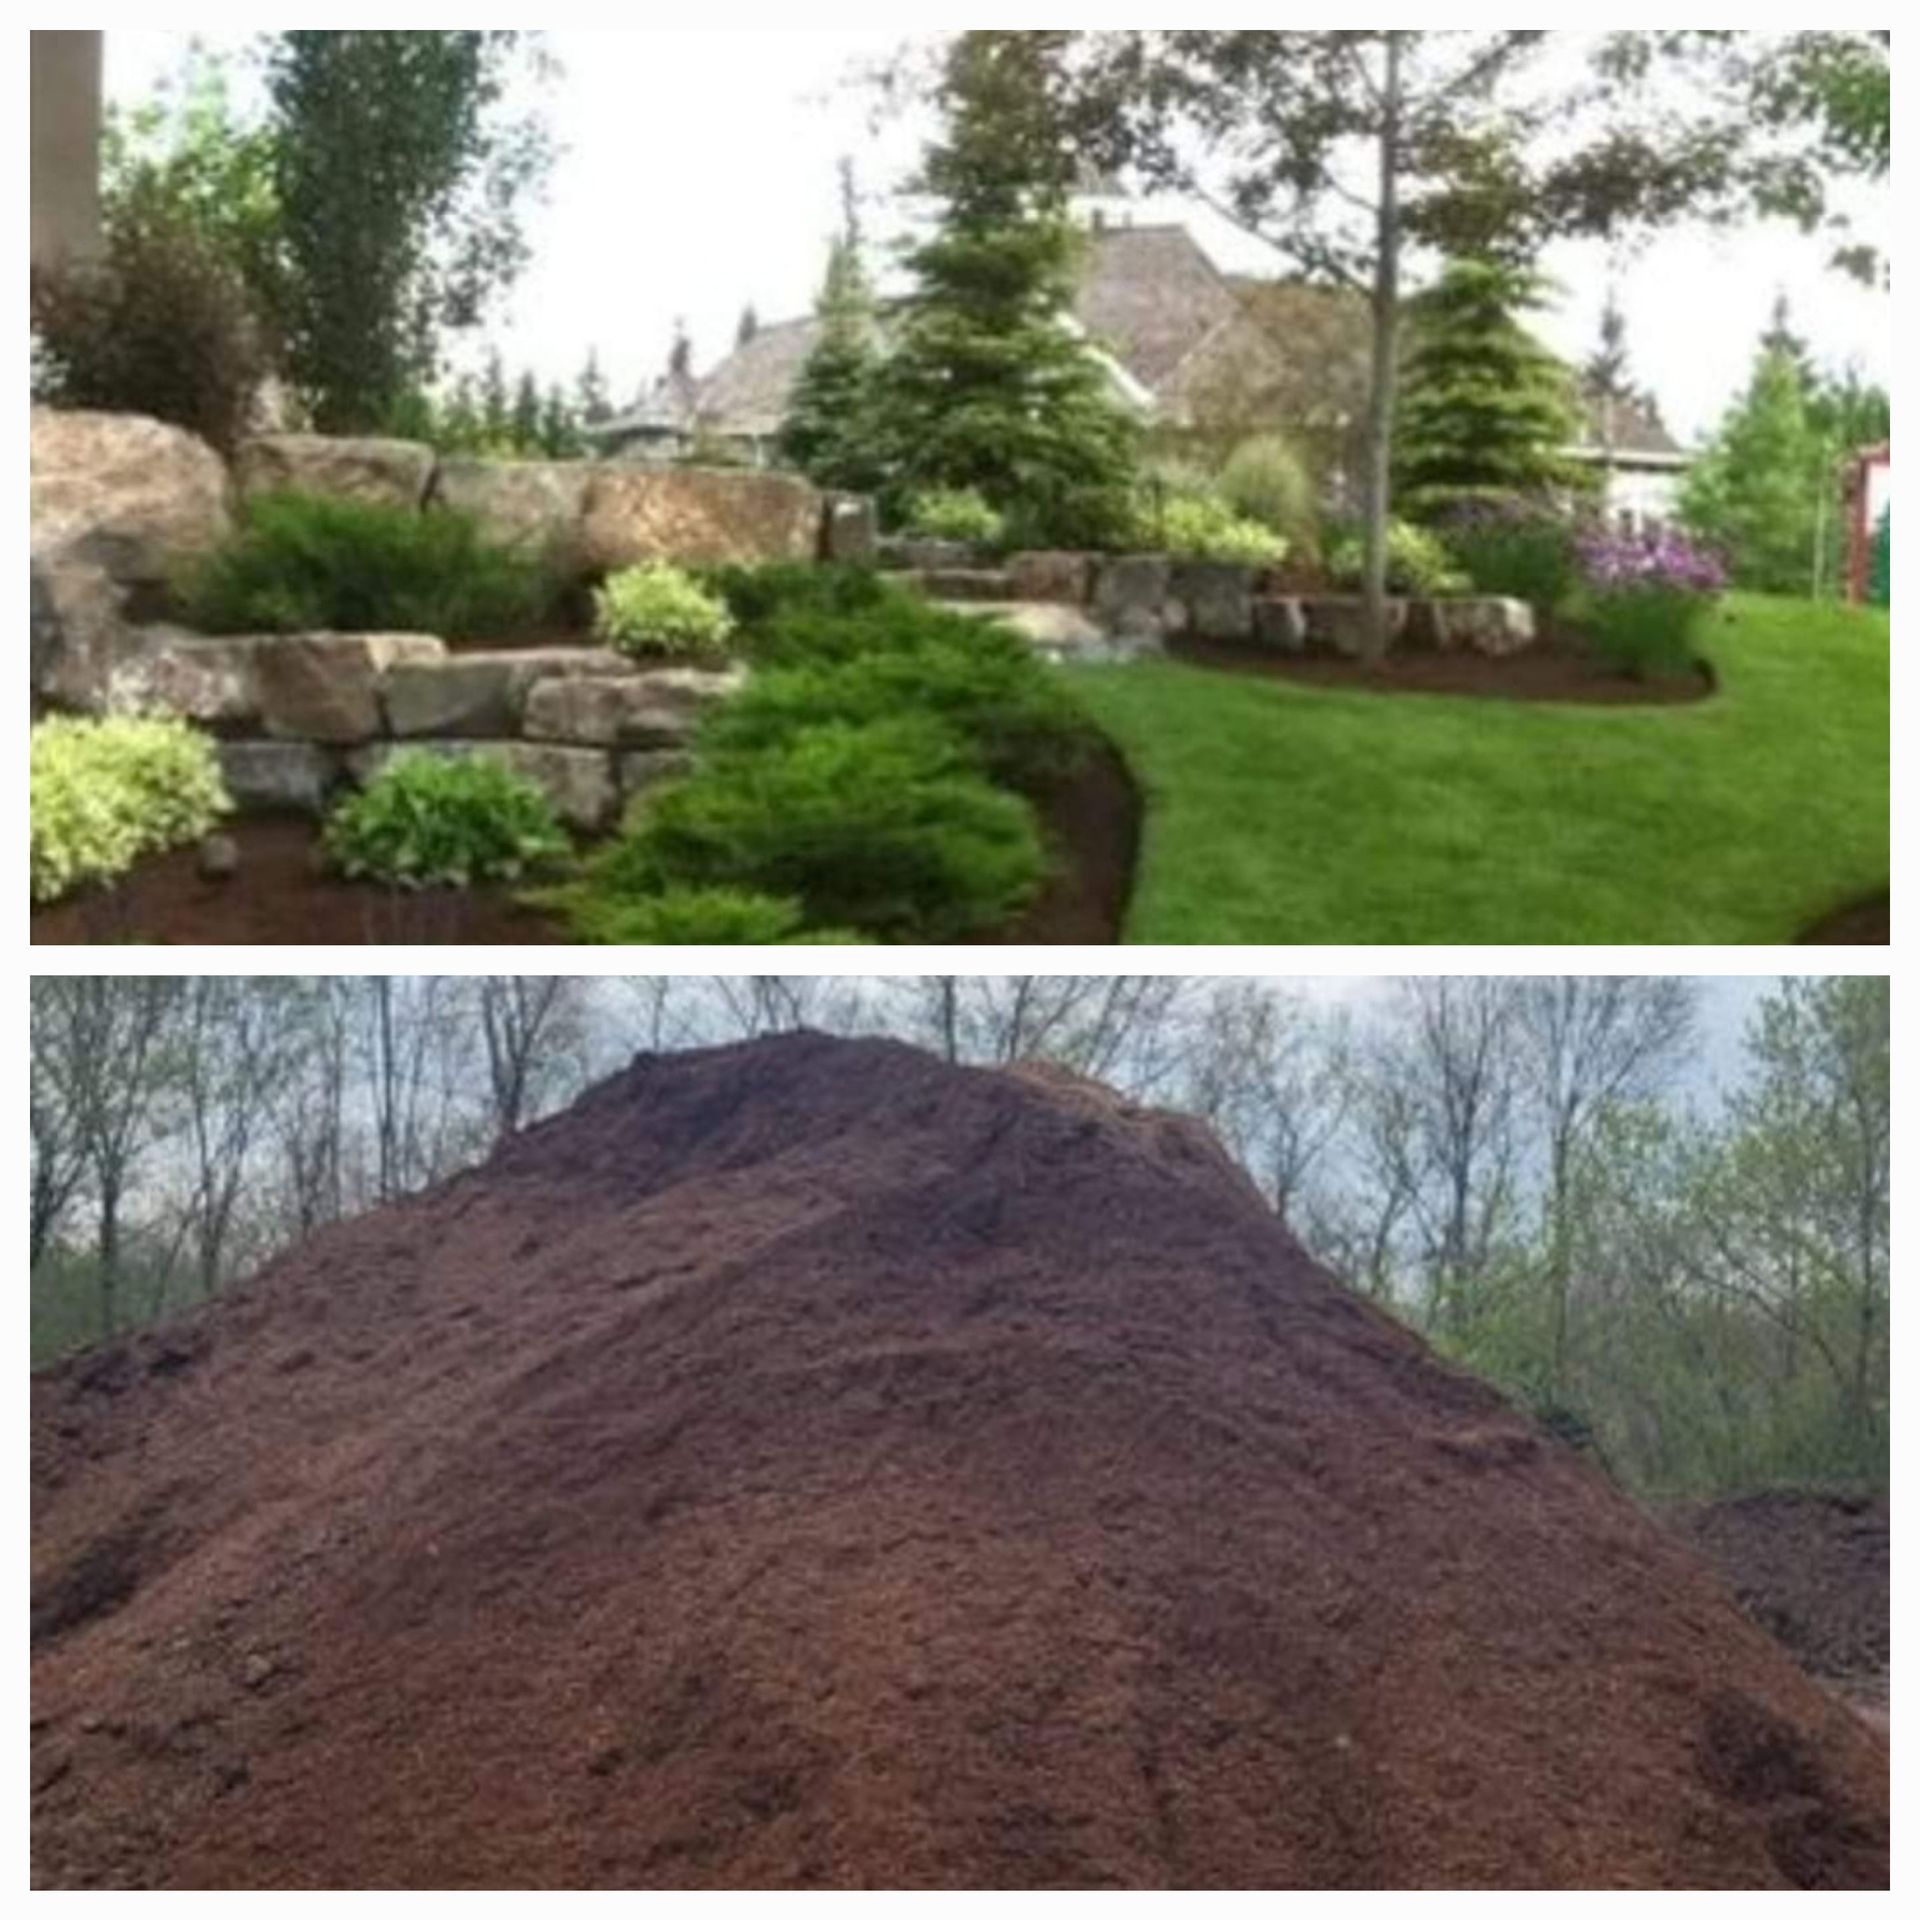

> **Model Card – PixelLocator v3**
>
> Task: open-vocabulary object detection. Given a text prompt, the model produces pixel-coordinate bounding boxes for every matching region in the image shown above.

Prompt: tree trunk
[1360,32,1405,665]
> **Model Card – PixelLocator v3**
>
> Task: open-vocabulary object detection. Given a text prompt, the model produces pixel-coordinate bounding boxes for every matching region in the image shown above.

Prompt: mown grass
[1070,595,1888,945]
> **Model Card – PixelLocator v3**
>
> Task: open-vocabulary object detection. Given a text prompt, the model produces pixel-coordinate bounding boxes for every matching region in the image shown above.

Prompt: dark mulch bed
[1799,894,1889,945]
[30,819,567,947]
[1168,633,1716,706]
[32,741,1140,949]
[973,738,1139,947]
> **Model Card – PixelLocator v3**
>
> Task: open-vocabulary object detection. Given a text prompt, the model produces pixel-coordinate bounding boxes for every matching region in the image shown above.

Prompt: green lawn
[1071,595,1888,945]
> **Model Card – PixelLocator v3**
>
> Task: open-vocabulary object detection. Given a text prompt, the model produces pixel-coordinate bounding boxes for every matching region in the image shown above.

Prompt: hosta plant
[592,562,736,661]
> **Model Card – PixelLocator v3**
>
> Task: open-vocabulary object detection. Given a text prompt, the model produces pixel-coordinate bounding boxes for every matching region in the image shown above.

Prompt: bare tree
[472,976,591,1143]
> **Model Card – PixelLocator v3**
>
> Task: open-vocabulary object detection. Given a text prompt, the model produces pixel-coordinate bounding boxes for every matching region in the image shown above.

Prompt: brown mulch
[1169,633,1717,706]
[30,819,567,947]
[30,1037,1887,1889]
[1798,896,1890,946]
[1664,1492,1889,1683]
[29,747,1138,950]
[975,740,1138,946]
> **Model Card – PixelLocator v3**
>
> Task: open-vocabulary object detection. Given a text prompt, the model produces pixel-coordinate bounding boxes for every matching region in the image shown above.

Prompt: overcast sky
[106,30,1891,444]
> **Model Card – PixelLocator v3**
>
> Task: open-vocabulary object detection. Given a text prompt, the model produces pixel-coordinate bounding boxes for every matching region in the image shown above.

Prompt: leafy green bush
[591,562,736,660]
[31,204,272,455]
[701,561,902,634]
[700,638,1094,791]
[31,715,231,903]
[903,487,1007,547]
[178,491,557,639]
[1218,434,1320,557]
[565,885,866,946]
[1324,519,1470,595]
[1155,493,1290,567]
[582,718,1046,942]
[1433,498,1580,612]
[741,595,1011,672]
[322,751,572,890]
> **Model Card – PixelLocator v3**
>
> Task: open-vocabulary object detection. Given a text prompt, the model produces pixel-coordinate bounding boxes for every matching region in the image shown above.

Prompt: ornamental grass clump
[31,714,232,903]
[592,563,736,661]
[1433,497,1579,614]
[1575,528,1727,676]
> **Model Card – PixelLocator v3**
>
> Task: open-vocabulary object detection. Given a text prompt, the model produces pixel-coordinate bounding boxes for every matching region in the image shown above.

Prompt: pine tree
[574,348,612,426]
[539,383,581,458]
[510,369,543,454]
[1393,256,1592,519]
[779,235,885,493]
[867,32,1140,546]
[1681,333,1831,595]
[442,373,482,452]
[479,348,511,448]
[736,304,760,349]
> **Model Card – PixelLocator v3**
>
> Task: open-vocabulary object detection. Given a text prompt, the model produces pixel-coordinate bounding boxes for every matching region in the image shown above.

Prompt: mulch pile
[30,1035,1888,1889]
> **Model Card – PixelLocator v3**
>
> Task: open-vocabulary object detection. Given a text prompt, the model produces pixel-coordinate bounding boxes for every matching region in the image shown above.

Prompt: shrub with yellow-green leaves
[31,714,232,903]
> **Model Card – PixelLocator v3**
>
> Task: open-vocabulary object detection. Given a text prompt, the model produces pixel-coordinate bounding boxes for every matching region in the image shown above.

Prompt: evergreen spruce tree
[510,368,543,453]
[736,304,760,349]
[868,32,1140,546]
[1393,256,1592,519]
[1681,333,1831,594]
[479,348,511,447]
[779,234,885,494]
[441,373,482,452]
[573,348,612,426]
[539,382,581,458]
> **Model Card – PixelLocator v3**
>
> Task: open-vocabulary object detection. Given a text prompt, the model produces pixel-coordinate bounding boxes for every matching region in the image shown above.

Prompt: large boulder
[1403,596,1538,658]
[30,407,232,588]
[383,648,642,738]
[821,493,878,566]
[522,665,746,749]
[31,554,137,711]
[1170,561,1257,642]
[235,434,436,511]
[103,633,262,727]
[254,633,446,744]
[1006,551,1095,605]
[1091,554,1171,644]
[1301,596,1409,657]
[1252,598,1308,653]
[580,467,822,571]
[216,741,342,817]
[431,459,594,565]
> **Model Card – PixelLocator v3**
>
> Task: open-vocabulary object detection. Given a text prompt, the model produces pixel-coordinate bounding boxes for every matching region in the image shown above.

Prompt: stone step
[899,567,1022,604]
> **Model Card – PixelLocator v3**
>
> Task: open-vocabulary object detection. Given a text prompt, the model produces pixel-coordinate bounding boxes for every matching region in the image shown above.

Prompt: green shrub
[903,487,1007,547]
[1155,494,1290,567]
[323,751,572,890]
[1433,498,1580,612]
[699,639,1094,791]
[743,596,1010,672]
[586,718,1046,941]
[1218,434,1320,556]
[592,562,736,660]
[564,885,869,946]
[1325,519,1470,595]
[31,714,231,903]
[178,491,557,639]
[31,206,272,455]
[701,562,902,634]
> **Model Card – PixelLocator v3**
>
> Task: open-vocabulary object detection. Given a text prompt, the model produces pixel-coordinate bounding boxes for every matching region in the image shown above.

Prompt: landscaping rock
[1092,554,1172,643]
[522,665,746,749]
[216,741,340,817]
[31,407,232,588]
[347,740,618,833]
[616,749,697,800]
[821,493,878,565]
[235,434,436,511]
[31,553,137,711]
[382,655,541,739]
[1171,561,1256,642]
[255,633,446,744]
[949,602,1108,659]
[1006,552,1095,604]
[196,835,240,882]
[106,633,262,726]
[431,458,593,566]
[580,467,821,571]
[904,568,1019,604]
[1405,595,1537,657]
[875,535,979,573]
[1252,598,1309,652]
[1301,596,1409,657]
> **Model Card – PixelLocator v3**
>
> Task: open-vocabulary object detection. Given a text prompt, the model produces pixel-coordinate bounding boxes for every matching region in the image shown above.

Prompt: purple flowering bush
[1575,528,1727,676]
[1433,496,1580,614]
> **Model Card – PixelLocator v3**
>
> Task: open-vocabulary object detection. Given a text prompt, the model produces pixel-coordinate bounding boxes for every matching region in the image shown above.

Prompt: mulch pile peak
[31,1033,1888,1889]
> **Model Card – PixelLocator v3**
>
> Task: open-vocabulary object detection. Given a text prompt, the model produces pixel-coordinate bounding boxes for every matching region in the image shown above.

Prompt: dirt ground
[30,1037,1888,1888]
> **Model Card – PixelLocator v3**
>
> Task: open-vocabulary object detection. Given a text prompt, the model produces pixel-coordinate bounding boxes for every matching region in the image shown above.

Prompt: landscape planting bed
[30,1037,1888,1888]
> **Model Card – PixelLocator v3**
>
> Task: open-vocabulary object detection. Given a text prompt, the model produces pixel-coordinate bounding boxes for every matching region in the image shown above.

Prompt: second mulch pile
[31,1035,1889,1889]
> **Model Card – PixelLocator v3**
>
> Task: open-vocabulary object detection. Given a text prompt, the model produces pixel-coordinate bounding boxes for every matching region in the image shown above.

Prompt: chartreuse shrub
[574,718,1046,943]
[179,491,556,639]
[592,562,736,660]
[1218,433,1320,559]
[31,714,231,903]
[699,637,1095,791]
[565,886,869,946]
[323,751,572,890]
[1325,518,1469,596]
[1155,493,1289,568]
[902,487,1007,547]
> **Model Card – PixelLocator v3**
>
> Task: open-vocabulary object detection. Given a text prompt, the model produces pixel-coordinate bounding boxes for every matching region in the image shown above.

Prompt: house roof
[685,316,821,441]
[1572,385,1686,461]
